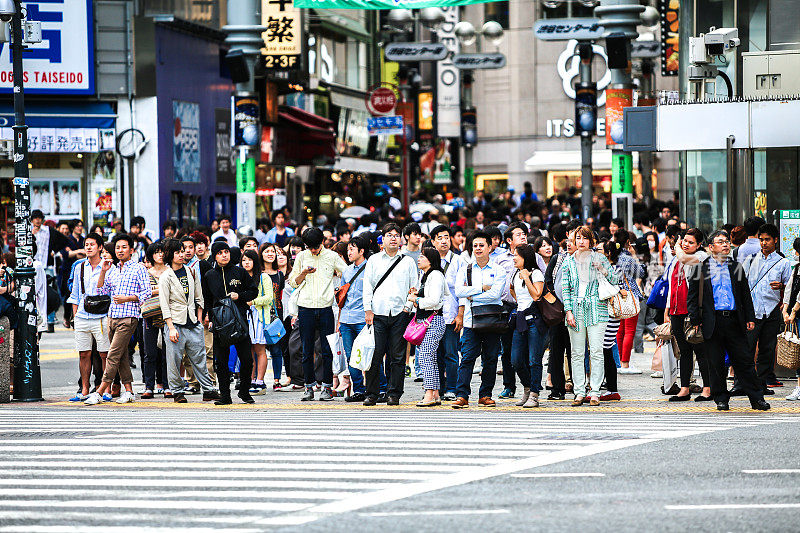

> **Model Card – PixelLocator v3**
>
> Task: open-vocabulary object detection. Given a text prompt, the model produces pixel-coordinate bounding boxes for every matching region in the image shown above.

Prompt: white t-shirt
[211,229,238,248]
[513,268,545,311]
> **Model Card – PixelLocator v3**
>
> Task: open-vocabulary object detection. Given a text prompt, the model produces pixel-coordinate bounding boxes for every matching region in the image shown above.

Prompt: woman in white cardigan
[406,247,449,407]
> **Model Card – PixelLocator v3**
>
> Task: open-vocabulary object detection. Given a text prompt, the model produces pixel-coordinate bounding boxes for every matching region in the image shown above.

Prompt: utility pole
[224,0,265,231]
[8,0,42,401]
[462,71,474,194]
[596,0,644,230]
[576,42,595,223]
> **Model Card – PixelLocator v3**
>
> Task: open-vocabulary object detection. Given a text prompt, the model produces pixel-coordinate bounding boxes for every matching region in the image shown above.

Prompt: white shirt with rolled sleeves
[363,250,419,317]
[454,257,507,329]
[442,250,461,323]
[491,247,516,304]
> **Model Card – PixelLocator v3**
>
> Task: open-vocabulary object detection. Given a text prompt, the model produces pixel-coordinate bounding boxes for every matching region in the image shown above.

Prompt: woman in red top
[667,228,712,401]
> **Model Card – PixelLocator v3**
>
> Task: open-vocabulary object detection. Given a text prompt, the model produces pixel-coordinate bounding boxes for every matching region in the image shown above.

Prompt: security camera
[704,27,739,56]
[0,0,15,23]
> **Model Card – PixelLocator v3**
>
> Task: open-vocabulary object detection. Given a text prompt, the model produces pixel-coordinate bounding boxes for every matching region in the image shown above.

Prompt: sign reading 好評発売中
[296,0,500,8]
[0,0,94,94]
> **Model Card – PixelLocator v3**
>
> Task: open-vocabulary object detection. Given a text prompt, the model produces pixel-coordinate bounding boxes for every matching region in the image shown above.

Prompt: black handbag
[81,263,111,315]
[537,289,565,326]
[210,269,249,346]
[467,265,509,333]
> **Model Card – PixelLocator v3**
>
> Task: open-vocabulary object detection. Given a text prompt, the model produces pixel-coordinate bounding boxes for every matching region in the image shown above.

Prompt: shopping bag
[349,325,375,372]
[651,341,663,372]
[327,331,347,375]
[661,339,679,392]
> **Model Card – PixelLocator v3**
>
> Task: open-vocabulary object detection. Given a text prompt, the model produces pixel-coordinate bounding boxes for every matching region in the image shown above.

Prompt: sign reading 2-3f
[0,0,94,94]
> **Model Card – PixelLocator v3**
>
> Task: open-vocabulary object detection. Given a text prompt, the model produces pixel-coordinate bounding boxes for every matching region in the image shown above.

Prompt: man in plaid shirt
[84,234,151,405]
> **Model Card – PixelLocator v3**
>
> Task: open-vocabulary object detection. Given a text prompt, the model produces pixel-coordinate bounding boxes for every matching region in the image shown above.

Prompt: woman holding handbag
[562,226,617,407]
[241,249,269,395]
[260,244,286,390]
[509,244,548,408]
[667,228,712,402]
[406,247,448,407]
[611,230,645,375]
[141,242,169,399]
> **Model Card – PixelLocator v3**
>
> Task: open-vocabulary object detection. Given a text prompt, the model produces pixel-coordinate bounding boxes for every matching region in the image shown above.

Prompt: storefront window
[686,151,727,236]
[754,148,799,222]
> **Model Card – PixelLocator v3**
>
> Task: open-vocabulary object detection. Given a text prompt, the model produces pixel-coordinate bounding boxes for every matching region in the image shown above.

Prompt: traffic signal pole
[577,43,594,223]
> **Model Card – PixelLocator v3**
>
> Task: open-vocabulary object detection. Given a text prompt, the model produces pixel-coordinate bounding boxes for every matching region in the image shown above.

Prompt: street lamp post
[5,0,42,401]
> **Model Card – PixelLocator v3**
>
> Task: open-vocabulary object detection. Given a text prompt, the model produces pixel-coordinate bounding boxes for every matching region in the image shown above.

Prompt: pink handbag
[403,313,434,346]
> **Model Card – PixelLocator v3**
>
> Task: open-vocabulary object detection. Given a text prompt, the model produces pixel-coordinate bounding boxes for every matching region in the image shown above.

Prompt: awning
[275,105,336,164]
[0,101,116,129]
[524,149,639,172]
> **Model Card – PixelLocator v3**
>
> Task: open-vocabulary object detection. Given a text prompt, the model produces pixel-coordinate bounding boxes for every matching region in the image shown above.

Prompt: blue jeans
[340,322,386,395]
[268,343,282,381]
[298,306,334,387]
[436,323,459,394]
[510,323,548,394]
[455,328,502,400]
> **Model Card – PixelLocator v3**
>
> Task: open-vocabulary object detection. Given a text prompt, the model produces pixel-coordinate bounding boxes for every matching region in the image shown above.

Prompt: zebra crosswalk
[0,408,792,531]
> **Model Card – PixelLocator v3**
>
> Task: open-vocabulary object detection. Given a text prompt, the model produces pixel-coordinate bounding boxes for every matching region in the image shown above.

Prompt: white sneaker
[115,391,135,404]
[83,392,102,405]
[619,366,642,374]
[651,371,663,378]
[786,386,800,401]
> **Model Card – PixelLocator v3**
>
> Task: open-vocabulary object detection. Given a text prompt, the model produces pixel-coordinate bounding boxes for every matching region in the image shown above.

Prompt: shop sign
[173,101,200,183]
[452,53,506,70]
[215,108,234,185]
[384,43,448,62]
[605,87,632,147]
[660,0,679,76]
[296,0,503,9]
[546,118,605,138]
[418,92,433,131]
[3,127,100,152]
[533,18,604,41]
[611,152,633,194]
[261,0,301,70]
[232,94,260,147]
[366,85,397,116]
[367,115,404,136]
[631,40,661,59]
[437,6,460,138]
[236,157,256,194]
[0,0,94,95]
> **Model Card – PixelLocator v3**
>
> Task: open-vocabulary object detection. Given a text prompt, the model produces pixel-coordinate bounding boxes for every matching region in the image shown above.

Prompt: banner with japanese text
[294,0,497,9]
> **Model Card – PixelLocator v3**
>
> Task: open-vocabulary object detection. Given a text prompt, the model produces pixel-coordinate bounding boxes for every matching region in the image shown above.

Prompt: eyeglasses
[713,239,730,245]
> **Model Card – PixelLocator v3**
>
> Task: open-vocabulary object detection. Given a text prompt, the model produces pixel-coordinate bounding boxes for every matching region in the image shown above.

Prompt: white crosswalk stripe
[0,408,794,531]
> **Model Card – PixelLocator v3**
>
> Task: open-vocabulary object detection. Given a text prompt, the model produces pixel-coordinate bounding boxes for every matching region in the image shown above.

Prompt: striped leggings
[417,314,446,391]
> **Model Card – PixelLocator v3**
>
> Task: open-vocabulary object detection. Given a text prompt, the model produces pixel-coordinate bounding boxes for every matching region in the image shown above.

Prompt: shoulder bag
[81,262,111,315]
[210,268,249,346]
[467,264,509,333]
[141,271,164,326]
[684,265,705,344]
[261,275,286,345]
[335,262,366,309]
[537,288,565,326]
[609,275,641,320]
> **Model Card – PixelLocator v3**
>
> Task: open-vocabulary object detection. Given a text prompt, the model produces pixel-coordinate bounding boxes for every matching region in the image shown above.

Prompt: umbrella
[410,202,439,214]
[339,206,371,218]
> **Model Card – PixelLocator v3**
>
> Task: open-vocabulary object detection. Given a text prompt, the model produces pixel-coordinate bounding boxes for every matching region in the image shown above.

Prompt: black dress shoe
[547,392,565,400]
[345,392,366,402]
[763,389,775,396]
[716,401,730,411]
[728,387,746,397]
[694,395,713,402]
[203,390,221,402]
[376,393,388,403]
[363,395,378,406]
[751,399,771,411]
[238,392,255,404]
[387,396,400,406]
[214,396,232,406]
[669,394,691,402]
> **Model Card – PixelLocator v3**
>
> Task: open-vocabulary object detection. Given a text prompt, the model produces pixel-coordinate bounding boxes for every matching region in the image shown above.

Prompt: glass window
[346,38,359,88]
[484,1,509,29]
[764,149,799,220]
[540,2,593,19]
[686,151,727,236]
[770,0,800,50]
[334,40,347,85]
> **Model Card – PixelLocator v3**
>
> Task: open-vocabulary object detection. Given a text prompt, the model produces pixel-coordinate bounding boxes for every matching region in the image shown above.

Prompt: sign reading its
[452,53,506,69]
[384,43,448,62]
[367,116,404,136]
[261,0,301,70]
[0,0,94,94]
[533,18,605,41]
[173,101,200,183]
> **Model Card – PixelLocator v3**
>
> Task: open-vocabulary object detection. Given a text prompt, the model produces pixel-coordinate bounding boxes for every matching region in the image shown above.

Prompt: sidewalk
[20,326,800,414]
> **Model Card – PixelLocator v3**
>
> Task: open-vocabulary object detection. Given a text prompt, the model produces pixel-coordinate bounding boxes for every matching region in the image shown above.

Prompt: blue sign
[367,115,404,136]
[173,101,200,183]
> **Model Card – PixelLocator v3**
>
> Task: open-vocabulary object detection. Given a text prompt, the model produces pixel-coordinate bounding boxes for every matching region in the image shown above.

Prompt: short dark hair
[610,217,625,228]
[429,224,450,239]
[381,223,402,236]
[743,216,765,236]
[758,223,779,240]
[793,237,800,256]
[162,239,183,265]
[565,219,582,233]
[420,247,443,276]
[239,236,258,249]
[112,234,135,249]
[162,220,177,232]
[504,222,527,243]
[485,225,502,241]
[348,235,369,255]
[271,210,285,222]
[68,219,83,232]
[665,224,682,240]
[219,214,232,223]
[31,209,44,220]
[189,230,208,246]
[472,230,491,247]
[180,236,196,246]
[449,226,464,237]
[685,228,705,245]
[302,227,324,249]
[403,223,422,237]
[130,216,145,228]
[84,233,104,248]
[241,249,262,273]
[708,229,730,244]
[144,242,162,264]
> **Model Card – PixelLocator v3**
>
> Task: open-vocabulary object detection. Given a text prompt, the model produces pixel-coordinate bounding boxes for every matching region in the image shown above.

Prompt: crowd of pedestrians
[13,186,798,412]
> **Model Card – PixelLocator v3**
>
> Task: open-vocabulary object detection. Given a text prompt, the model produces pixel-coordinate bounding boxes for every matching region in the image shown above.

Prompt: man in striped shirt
[84,234,151,405]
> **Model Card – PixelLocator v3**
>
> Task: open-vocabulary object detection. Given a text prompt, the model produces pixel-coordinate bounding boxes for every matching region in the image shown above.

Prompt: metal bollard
[0,317,10,403]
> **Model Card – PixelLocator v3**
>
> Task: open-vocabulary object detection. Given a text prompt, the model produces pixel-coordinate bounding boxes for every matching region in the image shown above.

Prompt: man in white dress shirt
[362,223,419,406]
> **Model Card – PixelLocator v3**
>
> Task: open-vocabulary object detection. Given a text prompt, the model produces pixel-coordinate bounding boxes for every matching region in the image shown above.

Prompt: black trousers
[705,312,764,404]
[366,313,411,398]
[500,328,518,392]
[671,314,710,389]
[749,306,781,388]
[142,317,167,391]
[213,336,253,398]
[603,348,617,393]
[548,323,572,394]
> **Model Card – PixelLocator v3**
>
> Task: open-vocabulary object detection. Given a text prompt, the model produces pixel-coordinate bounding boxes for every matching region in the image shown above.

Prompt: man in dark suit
[687,230,770,411]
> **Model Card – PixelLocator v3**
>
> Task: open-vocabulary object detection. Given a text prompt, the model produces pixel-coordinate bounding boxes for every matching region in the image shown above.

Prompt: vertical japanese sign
[215,108,234,185]
[437,6,460,138]
[262,0,301,70]
[660,0,679,76]
[0,0,94,94]
[173,101,200,183]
